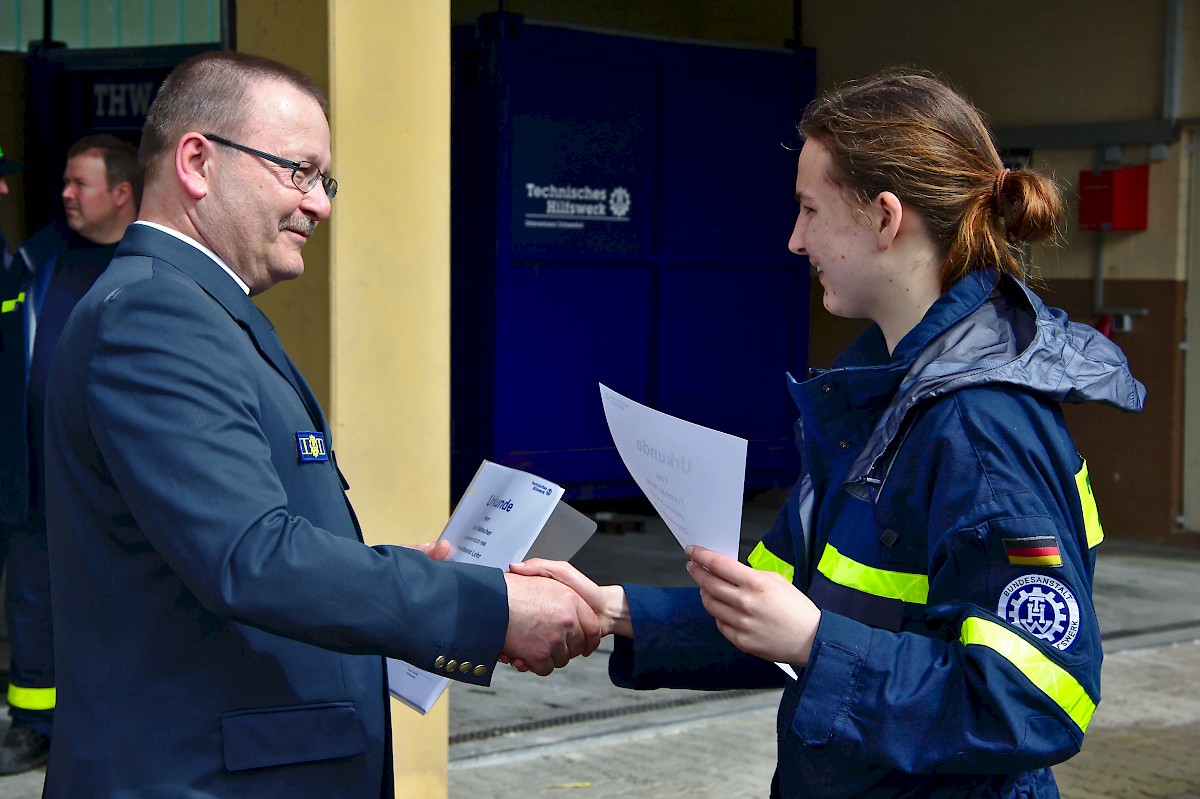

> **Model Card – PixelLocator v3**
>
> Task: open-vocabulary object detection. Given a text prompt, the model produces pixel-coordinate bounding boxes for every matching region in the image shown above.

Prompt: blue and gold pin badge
[296,431,329,463]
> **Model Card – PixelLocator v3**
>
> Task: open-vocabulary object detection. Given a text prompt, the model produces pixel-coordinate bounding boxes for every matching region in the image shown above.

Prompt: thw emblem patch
[998,574,1080,651]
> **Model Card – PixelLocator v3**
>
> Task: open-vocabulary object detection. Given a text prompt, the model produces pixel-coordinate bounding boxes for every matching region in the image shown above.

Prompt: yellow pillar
[239,1,452,795]
[329,2,452,794]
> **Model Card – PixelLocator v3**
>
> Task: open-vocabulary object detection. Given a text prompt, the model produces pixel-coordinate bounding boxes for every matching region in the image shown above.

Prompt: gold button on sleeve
[445,660,458,672]
[434,656,446,669]
[459,662,472,673]
[473,665,488,677]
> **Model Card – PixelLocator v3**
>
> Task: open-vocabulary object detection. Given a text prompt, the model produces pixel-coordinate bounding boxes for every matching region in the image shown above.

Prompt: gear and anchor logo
[997,574,1080,650]
[608,186,631,218]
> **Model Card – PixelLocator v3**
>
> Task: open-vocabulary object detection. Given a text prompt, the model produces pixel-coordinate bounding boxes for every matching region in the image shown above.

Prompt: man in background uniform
[0,134,139,775]
[0,144,24,632]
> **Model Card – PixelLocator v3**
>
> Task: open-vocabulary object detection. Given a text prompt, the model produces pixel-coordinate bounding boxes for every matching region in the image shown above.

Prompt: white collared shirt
[132,220,251,295]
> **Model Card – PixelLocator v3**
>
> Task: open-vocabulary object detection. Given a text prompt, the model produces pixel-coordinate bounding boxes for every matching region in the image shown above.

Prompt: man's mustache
[280,215,315,237]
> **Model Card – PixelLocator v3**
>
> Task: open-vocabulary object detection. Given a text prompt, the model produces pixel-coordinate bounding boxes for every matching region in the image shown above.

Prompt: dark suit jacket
[44,224,508,797]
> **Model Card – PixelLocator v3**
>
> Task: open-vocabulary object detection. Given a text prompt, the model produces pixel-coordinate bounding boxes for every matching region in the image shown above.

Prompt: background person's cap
[0,143,22,176]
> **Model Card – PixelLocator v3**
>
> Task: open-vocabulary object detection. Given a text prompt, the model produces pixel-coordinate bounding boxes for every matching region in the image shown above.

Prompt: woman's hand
[686,545,820,667]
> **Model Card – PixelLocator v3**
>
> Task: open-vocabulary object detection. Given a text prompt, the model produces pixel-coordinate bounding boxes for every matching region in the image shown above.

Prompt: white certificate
[599,383,747,559]
[388,460,596,713]
[599,385,796,680]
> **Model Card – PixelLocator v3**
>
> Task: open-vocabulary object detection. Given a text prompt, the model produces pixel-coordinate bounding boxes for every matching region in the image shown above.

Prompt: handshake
[410,539,621,676]
[500,559,631,676]
[499,546,822,676]
[500,546,822,676]
[412,539,627,677]
[415,537,821,677]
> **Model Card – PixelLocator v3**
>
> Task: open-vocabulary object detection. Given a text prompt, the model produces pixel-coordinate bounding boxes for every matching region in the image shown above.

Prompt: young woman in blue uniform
[513,70,1146,798]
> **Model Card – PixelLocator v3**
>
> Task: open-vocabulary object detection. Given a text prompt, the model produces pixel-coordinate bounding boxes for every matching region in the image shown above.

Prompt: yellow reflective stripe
[748,541,794,583]
[816,542,929,604]
[1,291,25,313]
[961,616,1095,733]
[1075,459,1104,548]
[7,683,55,711]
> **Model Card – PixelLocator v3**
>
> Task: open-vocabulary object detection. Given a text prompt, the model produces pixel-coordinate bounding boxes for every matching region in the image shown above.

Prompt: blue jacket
[611,269,1145,798]
[0,221,69,524]
[0,224,68,523]
[0,229,25,523]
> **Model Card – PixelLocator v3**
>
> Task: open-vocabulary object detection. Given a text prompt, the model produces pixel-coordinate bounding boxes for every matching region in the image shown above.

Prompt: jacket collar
[790,267,1146,502]
[116,224,255,323]
[114,224,328,433]
[16,219,71,277]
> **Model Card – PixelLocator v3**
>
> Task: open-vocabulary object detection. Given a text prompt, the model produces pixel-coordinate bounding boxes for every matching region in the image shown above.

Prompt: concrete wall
[800,0,1199,545]
[803,0,1174,124]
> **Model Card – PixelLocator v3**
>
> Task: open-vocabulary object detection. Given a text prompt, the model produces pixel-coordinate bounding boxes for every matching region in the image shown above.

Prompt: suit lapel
[243,305,328,434]
[114,225,326,432]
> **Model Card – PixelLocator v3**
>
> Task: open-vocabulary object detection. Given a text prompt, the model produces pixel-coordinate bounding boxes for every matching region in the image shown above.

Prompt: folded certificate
[388,460,597,714]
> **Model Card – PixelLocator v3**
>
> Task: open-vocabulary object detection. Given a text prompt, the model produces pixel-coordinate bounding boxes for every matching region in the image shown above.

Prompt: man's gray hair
[139,51,328,183]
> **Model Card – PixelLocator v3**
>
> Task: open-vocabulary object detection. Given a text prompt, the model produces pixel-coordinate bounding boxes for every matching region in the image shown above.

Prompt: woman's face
[788,139,889,322]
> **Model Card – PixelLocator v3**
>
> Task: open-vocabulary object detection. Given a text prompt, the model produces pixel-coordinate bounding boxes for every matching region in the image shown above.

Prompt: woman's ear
[875,191,903,250]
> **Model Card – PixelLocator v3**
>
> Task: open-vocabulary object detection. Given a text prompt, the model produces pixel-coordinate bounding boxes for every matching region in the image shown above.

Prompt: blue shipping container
[451,14,817,501]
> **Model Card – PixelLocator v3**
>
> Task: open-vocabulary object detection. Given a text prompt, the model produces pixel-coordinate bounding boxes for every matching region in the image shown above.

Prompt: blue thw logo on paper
[296,431,329,462]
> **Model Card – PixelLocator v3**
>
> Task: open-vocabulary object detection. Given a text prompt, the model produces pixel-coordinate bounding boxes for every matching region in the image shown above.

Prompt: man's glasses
[205,134,338,199]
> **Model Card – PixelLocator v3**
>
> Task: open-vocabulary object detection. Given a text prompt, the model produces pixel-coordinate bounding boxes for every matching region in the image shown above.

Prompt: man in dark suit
[42,51,599,797]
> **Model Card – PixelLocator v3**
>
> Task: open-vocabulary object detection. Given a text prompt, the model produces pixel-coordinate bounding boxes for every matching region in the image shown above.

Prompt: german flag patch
[1003,536,1063,568]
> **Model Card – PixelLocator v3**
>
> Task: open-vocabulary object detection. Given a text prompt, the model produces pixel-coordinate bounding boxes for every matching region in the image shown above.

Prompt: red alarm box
[1078,164,1149,231]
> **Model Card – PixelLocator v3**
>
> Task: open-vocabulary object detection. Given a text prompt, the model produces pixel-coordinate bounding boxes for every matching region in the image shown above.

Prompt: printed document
[599,384,797,679]
[599,383,746,559]
[387,460,596,713]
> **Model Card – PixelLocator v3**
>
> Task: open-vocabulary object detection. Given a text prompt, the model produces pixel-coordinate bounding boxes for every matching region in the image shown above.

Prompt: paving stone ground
[449,639,1200,799]
[1054,640,1200,799]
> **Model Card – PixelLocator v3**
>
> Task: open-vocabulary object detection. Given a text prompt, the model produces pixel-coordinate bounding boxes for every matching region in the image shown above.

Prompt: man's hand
[686,545,820,667]
[405,539,452,561]
[508,559,631,639]
[502,572,603,676]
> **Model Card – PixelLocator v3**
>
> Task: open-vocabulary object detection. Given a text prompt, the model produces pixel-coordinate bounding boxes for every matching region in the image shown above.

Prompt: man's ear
[175,133,211,200]
[875,191,903,250]
[110,180,133,208]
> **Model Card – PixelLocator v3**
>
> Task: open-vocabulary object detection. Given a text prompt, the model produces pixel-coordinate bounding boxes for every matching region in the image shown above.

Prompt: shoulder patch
[997,574,1080,650]
[1002,535,1062,568]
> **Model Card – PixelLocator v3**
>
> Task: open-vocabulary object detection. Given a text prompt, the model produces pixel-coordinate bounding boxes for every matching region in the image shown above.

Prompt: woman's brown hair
[798,69,1063,289]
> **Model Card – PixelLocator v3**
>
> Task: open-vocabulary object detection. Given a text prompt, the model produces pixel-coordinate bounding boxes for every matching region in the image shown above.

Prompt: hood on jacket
[791,268,1146,502]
